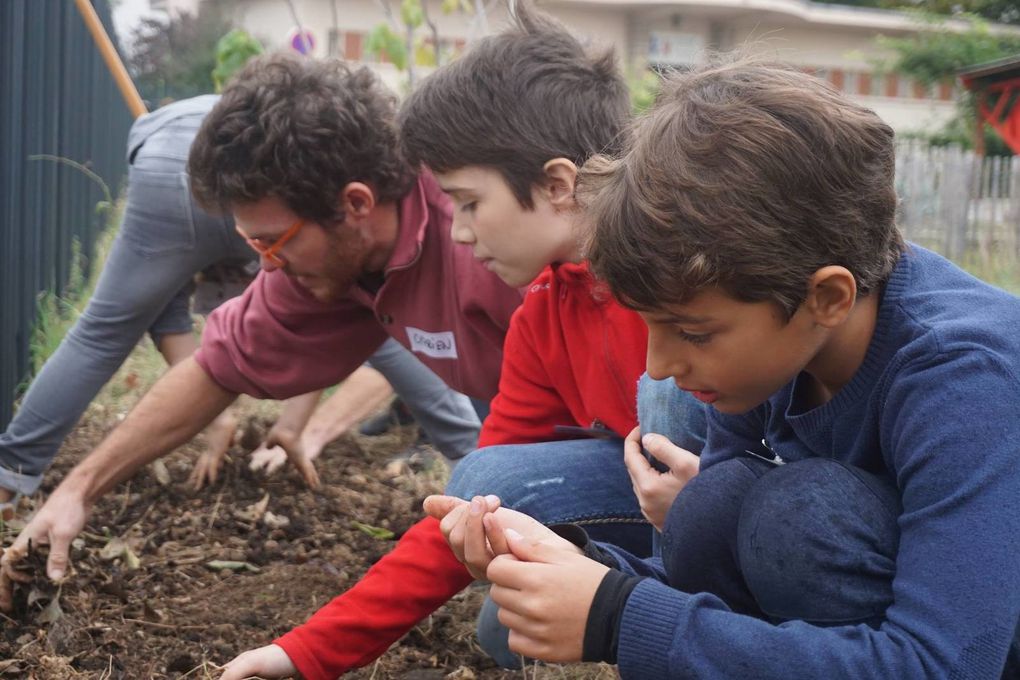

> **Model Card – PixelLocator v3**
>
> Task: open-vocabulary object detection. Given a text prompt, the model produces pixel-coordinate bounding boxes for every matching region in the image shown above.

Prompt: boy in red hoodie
[220,7,705,678]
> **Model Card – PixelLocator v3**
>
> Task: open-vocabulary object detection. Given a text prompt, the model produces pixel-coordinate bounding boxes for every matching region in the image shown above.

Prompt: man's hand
[248,429,326,478]
[190,408,239,490]
[0,486,90,613]
[623,427,699,531]
[261,426,320,489]
[219,643,298,679]
[487,528,610,663]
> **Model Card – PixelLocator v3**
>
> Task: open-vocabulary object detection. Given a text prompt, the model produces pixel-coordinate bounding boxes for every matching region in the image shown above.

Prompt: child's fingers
[483,513,511,556]
[489,582,524,614]
[438,502,469,542]
[623,433,655,483]
[506,630,544,661]
[423,494,467,520]
[494,600,532,632]
[642,433,697,472]
[487,549,544,589]
[462,497,493,571]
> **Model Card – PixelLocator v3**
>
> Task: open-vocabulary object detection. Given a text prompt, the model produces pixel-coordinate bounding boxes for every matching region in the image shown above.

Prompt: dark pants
[662,456,901,625]
[664,456,1020,677]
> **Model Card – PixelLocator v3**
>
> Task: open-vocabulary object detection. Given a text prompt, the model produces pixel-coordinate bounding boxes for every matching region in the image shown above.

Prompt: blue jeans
[451,373,707,668]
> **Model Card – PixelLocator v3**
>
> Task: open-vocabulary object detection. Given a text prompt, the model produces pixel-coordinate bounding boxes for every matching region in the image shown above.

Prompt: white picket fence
[896,141,1020,261]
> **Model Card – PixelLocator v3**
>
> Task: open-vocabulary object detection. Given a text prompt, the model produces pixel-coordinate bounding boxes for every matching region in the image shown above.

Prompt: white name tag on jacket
[406,327,458,359]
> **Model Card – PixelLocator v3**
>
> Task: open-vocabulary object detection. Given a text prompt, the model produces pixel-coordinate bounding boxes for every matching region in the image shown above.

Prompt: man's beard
[290,228,370,303]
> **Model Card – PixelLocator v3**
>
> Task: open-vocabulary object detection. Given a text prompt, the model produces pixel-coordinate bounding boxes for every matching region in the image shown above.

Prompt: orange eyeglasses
[235,219,306,268]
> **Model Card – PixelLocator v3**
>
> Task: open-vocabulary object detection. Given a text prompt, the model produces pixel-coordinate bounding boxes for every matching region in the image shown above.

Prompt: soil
[0,416,615,679]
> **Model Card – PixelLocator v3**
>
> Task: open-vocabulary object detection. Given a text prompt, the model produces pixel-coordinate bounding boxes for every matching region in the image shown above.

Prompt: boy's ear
[541,158,578,210]
[804,266,857,328]
[339,182,377,220]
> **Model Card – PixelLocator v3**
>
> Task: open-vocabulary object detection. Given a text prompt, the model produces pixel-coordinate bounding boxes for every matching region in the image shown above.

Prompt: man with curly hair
[0,53,522,609]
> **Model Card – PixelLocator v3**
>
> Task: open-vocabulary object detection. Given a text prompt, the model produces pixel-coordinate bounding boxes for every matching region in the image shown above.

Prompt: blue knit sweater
[608,245,1020,679]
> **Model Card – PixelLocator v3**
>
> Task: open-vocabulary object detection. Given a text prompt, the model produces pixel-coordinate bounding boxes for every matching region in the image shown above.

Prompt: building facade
[126,0,1020,134]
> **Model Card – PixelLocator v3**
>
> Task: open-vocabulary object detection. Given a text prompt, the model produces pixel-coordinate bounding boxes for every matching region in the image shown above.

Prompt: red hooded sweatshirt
[274,262,648,679]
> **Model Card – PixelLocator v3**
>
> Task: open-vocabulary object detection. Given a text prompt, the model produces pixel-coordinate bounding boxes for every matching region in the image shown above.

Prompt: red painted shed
[960,55,1020,155]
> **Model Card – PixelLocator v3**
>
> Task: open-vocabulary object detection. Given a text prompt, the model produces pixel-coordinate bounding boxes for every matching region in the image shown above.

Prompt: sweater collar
[785,245,914,433]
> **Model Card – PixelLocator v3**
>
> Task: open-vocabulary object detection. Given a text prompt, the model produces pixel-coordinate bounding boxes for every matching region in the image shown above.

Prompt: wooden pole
[73,0,147,119]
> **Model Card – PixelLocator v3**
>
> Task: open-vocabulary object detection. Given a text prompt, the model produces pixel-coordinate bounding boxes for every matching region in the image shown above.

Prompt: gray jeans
[0,99,479,494]
[366,338,480,463]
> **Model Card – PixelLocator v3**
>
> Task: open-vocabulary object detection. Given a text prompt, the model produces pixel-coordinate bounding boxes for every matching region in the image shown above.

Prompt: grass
[27,229,107,379]
[956,250,1020,294]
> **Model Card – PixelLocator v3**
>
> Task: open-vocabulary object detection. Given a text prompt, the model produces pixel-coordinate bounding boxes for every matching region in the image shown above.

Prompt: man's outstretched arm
[0,357,239,611]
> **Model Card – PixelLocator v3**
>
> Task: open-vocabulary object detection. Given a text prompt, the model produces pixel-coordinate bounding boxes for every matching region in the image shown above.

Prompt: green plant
[127,3,234,103]
[874,13,1020,154]
[212,29,263,92]
[630,70,661,114]
[877,13,1020,88]
[364,0,473,88]
[21,156,116,383]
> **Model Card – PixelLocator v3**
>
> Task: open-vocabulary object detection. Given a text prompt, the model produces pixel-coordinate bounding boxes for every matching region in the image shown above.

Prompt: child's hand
[424,494,502,579]
[423,496,582,580]
[487,528,610,663]
[218,643,298,679]
[623,426,699,531]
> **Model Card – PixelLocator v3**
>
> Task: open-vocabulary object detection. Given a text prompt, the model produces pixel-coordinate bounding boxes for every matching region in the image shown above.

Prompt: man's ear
[541,158,578,210]
[339,182,377,219]
[804,266,857,328]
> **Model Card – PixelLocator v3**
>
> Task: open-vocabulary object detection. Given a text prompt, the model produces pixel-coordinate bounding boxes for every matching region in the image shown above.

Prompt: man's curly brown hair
[188,53,412,225]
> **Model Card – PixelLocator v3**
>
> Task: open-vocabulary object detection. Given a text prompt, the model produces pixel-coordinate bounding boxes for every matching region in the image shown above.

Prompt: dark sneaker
[359,398,416,436]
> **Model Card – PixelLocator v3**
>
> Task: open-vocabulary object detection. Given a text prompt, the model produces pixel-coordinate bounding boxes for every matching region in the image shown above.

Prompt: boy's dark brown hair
[189,53,411,225]
[584,59,905,319]
[398,2,629,208]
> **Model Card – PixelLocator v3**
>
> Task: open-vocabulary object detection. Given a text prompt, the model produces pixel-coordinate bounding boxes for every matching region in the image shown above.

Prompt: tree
[813,0,1020,25]
[127,1,234,105]
[877,14,1020,153]
[878,13,1020,86]
[212,29,264,92]
[363,0,473,88]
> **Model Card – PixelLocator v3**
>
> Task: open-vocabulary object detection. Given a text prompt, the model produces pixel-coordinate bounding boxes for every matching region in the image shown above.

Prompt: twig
[112,481,131,524]
[97,654,113,680]
[122,617,205,630]
[368,659,381,680]
[207,487,225,531]
[180,660,222,678]
[16,636,39,656]
[125,500,155,533]
[27,154,112,206]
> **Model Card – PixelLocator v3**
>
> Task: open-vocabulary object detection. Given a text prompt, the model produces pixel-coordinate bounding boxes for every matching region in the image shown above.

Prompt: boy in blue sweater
[426,59,1020,677]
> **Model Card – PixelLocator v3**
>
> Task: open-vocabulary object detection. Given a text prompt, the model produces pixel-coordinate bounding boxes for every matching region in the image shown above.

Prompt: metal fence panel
[0,0,133,428]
